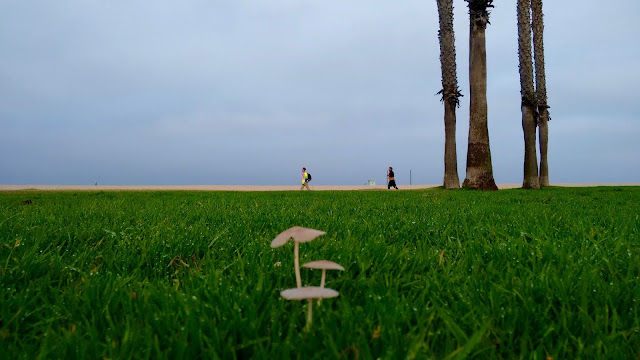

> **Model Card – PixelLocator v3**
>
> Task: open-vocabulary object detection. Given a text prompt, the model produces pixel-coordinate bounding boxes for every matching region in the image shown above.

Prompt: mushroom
[281,286,339,329]
[271,226,326,288]
[302,260,345,288]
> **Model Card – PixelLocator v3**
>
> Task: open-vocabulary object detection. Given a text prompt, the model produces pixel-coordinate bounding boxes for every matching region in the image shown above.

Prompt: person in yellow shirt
[300,167,311,190]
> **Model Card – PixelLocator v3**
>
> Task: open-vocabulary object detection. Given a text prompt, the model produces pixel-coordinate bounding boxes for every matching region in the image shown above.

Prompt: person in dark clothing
[387,167,398,189]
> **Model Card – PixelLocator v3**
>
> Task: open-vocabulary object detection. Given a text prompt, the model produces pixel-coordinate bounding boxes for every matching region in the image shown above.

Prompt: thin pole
[410,170,412,185]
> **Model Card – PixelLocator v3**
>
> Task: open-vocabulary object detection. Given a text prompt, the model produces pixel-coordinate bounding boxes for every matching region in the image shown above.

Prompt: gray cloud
[1,0,638,185]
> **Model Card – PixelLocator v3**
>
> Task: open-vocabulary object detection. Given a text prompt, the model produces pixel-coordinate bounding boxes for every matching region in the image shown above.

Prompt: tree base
[443,176,460,189]
[539,176,550,187]
[522,179,541,189]
[462,177,498,191]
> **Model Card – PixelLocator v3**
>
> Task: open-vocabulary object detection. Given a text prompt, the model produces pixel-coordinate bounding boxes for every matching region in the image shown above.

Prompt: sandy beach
[0,183,638,192]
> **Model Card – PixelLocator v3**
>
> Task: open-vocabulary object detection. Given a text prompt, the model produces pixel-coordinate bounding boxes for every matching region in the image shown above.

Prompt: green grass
[1,187,639,359]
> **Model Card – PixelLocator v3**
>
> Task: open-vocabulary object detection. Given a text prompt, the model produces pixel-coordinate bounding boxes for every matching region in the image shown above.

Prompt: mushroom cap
[280,286,340,300]
[270,226,327,248]
[302,260,345,271]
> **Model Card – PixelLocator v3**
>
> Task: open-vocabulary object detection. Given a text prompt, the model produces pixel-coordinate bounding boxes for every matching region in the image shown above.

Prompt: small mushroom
[271,227,326,288]
[302,260,345,288]
[281,286,339,329]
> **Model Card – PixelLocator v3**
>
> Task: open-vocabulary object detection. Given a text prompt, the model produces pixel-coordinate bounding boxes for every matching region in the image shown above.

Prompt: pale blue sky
[1,0,639,185]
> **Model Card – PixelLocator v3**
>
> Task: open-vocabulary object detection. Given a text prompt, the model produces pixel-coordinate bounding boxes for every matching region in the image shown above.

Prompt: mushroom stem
[318,270,327,305]
[320,269,326,288]
[294,242,302,288]
[306,299,313,331]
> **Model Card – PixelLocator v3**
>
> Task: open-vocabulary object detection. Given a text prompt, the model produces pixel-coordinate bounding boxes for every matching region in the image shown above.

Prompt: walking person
[387,167,398,189]
[300,167,311,190]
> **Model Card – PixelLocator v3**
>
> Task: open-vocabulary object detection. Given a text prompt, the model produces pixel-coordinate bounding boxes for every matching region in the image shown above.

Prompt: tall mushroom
[303,260,344,305]
[303,260,345,288]
[280,287,339,330]
[271,226,326,288]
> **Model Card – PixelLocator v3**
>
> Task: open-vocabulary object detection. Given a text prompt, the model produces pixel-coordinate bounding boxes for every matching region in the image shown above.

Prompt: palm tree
[462,0,498,190]
[531,0,550,186]
[517,0,540,189]
[436,0,462,189]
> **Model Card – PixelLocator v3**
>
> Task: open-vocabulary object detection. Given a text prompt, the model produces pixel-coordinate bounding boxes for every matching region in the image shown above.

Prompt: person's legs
[304,182,310,190]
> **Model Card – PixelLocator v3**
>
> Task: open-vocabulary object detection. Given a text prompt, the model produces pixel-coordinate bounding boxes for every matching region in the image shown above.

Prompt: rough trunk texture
[538,109,549,185]
[517,0,540,189]
[443,100,460,189]
[521,104,539,188]
[462,0,497,191]
[531,0,550,186]
[437,0,461,189]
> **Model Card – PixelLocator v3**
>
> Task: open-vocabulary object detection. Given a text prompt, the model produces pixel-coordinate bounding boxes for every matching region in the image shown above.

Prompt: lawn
[1,187,639,359]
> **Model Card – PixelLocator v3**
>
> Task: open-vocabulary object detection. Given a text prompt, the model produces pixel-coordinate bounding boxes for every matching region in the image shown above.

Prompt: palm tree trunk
[531,0,550,186]
[521,104,539,188]
[437,0,461,189]
[517,0,540,189]
[443,99,460,189]
[462,0,497,191]
[538,113,549,185]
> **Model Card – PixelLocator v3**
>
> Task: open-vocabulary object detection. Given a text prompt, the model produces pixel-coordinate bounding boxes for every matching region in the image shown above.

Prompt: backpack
[307,173,312,181]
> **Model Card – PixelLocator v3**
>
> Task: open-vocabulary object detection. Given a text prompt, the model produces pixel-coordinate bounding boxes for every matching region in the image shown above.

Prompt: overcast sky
[1,0,638,186]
